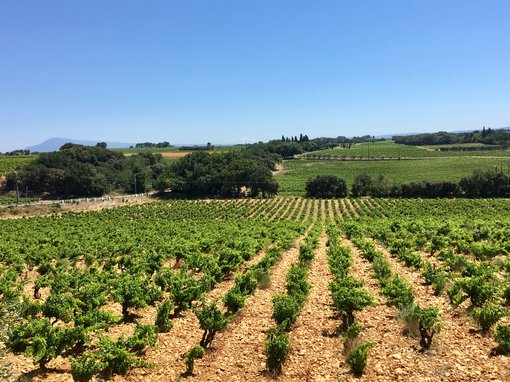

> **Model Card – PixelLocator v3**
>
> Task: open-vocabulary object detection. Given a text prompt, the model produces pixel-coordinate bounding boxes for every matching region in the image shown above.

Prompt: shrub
[472,304,509,334]
[347,341,373,376]
[69,354,106,382]
[272,294,300,331]
[184,345,205,376]
[299,243,315,263]
[343,321,363,355]
[494,324,510,355]
[265,326,289,373]
[373,254,392,280]
[401,304,441,350]
[330,282,374,328]
[223,287,246,315]
[380,276,414,310]
[195,302,229,348]
[96,335,150,378]
[155,299,174,333]
[305,175,347,198]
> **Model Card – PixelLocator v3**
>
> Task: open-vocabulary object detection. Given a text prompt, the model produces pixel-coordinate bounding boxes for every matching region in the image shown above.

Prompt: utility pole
[14,171,20,204]
[134,174,137,195]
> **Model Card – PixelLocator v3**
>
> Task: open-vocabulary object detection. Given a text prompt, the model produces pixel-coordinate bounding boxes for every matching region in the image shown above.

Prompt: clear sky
[1,0,509,151]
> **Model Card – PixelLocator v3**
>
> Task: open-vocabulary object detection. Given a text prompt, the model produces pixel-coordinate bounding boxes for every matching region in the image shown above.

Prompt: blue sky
[1,0,509,151]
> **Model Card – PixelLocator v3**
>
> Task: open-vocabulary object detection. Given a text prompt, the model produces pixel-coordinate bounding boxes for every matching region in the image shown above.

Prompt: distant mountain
[26,138,134,153]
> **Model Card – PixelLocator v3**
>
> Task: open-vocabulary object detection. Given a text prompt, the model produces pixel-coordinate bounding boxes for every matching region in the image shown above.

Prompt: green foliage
[472,304,509,333]
[346,341,373,376]
[69,354,106,382]
[272,294,300,331]
[195,302,229,348]
[7,317,83,368]
[401,304,441,350]
[223,287,246,315]
[380,275,414,310]
[494,324,510,355]
[298,243,315,263]
[305,175,348,198]
[422,261,449,296]
[330,279,374,328]
[95,335,150,377]
[155,299,174,333]
[286,264,309,306]
[126,324,158,354]
[452,274,498,307]
[265,326,289,373]
[372,253,392,280]
[184,345,205,376]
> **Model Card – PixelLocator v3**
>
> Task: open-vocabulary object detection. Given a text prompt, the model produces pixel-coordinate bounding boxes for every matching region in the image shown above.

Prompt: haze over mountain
[25,138,134,153]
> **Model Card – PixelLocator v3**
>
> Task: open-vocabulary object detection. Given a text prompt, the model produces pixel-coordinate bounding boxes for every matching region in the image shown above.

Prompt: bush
[184,345,205,376]
[330,281,373,328]
[380,276,414,310]
[265,326,289,373]
[70,354,106,382]
[96,335,150,377]
[223,287,246,315]
[472,304,509,334]
[401,304,441,350]
[155,299,174,333]
[272,294,300,331]
[299,243,315,263]
[305,175,348,198]
[195,302,229,348]
[494,324,510,354]
[347,341,373,376]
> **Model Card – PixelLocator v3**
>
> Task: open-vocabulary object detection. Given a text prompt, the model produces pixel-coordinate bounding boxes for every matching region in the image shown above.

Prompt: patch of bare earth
[280,232,343,381]
[187,231,311,382]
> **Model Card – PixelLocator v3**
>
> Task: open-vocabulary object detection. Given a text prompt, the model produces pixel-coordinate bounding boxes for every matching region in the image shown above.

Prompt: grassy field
[305,140,510,159]
[276,157,510,195]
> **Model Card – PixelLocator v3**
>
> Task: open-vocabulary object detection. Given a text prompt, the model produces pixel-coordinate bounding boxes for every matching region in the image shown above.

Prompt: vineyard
[1,197,510,381]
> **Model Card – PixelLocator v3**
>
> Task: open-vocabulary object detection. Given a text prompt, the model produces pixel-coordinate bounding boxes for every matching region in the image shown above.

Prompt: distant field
[0,156,36,175]
[306,140,510,159]
[276,157,510,195]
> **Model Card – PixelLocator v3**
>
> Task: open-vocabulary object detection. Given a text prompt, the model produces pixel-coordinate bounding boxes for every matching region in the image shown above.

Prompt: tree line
[306,170,510,198]
[393,127,510,147]
[1,143,281,199]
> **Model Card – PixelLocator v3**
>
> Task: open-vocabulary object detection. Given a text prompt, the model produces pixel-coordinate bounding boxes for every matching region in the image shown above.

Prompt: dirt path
[287,198,302,221]
[295,198,307,222]
[333,199,343,221]
[327,199,336,222]
[320,199,327,222]
[280,232,343,381]
[340,199,352,219]
[188,231,310,382]
[303,199,313,222]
